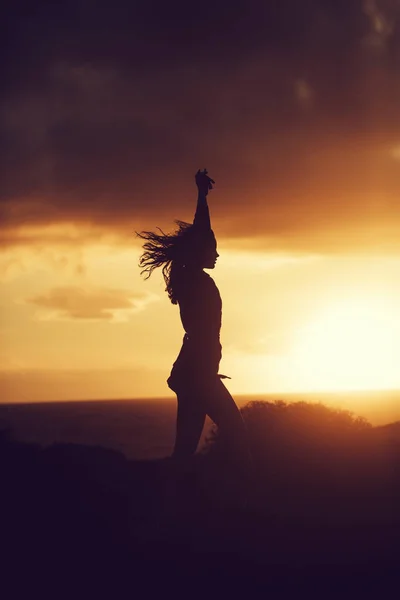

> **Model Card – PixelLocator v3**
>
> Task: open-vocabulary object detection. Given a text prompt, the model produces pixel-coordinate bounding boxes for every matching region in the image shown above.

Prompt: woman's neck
[183,264,204,274]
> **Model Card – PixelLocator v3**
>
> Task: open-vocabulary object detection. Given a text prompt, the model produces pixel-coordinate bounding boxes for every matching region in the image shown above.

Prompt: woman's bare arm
[193,169,215,232]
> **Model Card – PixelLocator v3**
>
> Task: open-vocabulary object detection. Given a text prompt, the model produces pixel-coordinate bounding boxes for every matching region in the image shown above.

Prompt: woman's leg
[159,391,206,513]
[205,378,246,446]
[205,378,253,481]
[172,391,207,460]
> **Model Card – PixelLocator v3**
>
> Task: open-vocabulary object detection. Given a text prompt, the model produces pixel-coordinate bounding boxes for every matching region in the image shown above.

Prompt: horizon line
[2,387,400,405]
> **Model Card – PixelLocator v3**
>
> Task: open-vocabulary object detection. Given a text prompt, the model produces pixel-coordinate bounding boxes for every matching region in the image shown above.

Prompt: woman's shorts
[167,336,222,394]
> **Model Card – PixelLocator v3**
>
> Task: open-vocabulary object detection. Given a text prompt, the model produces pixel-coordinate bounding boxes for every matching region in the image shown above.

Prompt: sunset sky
[2,0,400,402]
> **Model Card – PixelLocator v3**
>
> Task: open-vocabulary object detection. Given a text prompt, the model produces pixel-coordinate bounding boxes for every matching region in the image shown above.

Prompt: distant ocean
[0,391,399,460]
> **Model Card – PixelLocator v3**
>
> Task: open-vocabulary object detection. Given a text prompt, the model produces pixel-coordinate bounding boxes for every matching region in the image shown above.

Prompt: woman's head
[137,221,219,303]
[182,227,219,269]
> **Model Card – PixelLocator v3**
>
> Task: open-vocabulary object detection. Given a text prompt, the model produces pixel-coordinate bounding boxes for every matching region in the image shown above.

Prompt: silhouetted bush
[203,400,398,519]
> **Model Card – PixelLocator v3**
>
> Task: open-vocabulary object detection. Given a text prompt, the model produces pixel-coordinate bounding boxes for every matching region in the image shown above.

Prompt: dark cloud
[25,286,157,320]
[1,1,400,251]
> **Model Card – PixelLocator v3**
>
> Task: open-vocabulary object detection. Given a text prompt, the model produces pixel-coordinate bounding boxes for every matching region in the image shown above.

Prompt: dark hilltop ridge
[2,400,399,595]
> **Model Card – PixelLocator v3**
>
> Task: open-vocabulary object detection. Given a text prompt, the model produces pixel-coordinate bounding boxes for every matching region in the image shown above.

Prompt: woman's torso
[177,269,222,342]
[169,268,222,384]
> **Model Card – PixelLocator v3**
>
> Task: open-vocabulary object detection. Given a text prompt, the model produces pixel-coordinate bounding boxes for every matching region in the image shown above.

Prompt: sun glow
[291,296,400,391]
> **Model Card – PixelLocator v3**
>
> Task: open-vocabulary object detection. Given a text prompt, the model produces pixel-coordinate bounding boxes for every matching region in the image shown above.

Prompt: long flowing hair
[137,220,195,304]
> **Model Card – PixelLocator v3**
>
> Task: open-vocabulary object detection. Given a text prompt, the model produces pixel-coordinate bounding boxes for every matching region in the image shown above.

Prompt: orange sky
[2,1,400,408]
[1,227,400,403]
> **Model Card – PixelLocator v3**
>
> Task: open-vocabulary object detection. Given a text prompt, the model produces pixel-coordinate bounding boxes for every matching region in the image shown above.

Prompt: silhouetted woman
[138,169,249,471]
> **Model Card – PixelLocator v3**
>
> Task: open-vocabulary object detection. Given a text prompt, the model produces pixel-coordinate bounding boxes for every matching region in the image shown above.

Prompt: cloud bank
[2,1,400,252]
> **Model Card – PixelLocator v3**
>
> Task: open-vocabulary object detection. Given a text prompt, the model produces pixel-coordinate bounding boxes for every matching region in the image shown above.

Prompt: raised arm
[193,169,215,232]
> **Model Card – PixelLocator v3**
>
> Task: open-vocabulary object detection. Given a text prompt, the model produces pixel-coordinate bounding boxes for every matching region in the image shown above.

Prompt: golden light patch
[291,295,400,391]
